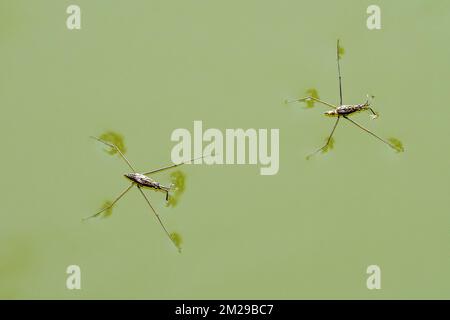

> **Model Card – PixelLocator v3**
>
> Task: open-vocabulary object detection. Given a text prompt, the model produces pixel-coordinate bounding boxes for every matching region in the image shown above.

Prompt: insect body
[287,40,402,158]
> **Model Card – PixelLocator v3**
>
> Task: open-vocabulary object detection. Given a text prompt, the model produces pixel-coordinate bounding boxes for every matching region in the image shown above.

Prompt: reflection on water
[321,136,335,154]
[99,131,126,155]
[166,171,186,208]
[388,137,405,153]
[92,131,128,218]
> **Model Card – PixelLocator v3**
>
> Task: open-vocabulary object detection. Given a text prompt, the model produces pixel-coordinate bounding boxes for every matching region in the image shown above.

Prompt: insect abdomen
[125,173,161,189]
[337,104,366,115]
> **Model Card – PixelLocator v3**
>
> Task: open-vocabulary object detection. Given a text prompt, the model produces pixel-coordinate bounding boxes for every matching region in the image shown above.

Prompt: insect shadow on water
[85,134,202,252]
[286,40,404,159]
[165,171,186,208]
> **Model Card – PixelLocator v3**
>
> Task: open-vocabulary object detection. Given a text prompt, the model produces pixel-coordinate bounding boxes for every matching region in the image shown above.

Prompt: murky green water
[0,0,449,299]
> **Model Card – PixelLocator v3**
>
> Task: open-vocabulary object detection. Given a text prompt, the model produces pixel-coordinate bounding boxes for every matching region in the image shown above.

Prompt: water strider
[287,40,404,159]
[85,136,204,252]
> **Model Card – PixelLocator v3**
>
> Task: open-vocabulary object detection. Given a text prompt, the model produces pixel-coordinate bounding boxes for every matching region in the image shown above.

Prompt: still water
[0,0,449,298]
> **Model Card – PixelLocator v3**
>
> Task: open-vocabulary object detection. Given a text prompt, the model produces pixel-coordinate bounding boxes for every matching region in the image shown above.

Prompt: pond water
[0,0,449,298]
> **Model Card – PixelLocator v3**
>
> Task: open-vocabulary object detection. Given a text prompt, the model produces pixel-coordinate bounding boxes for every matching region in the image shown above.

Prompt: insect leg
[83,184,134,221]
[91,136,137,172]
[337,39,343,106]
[137,186,180,252]
[286,96,338,109]
[142,155,208,175]
[343,116,398,151]
[306,116,340,160]
[367,108,379,119]
[363,95,378,119]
